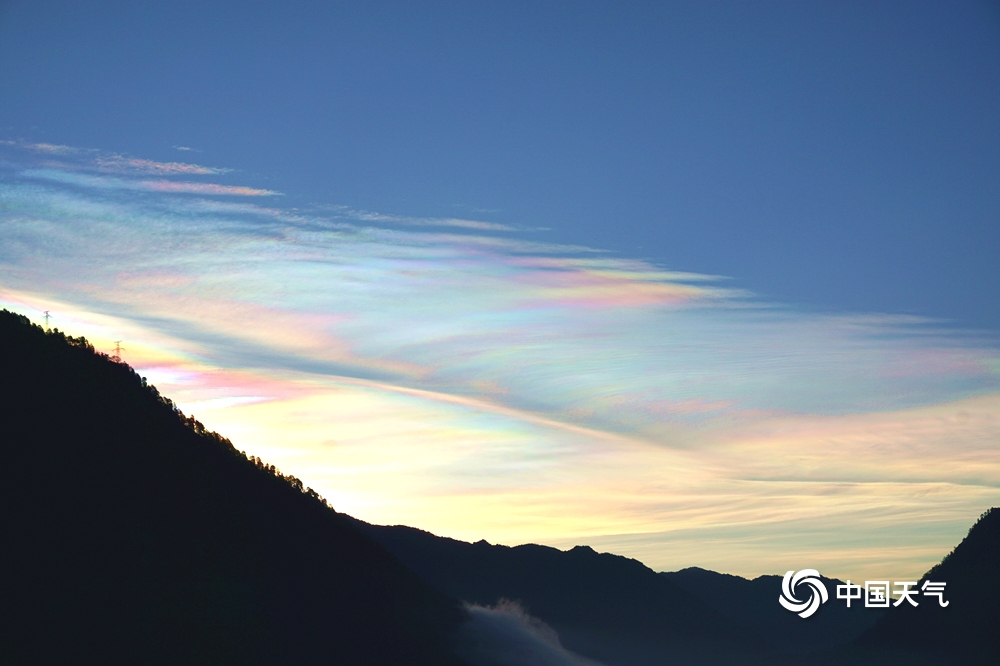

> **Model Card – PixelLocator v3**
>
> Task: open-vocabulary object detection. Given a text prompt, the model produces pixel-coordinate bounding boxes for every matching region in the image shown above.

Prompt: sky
[1,1,998,581]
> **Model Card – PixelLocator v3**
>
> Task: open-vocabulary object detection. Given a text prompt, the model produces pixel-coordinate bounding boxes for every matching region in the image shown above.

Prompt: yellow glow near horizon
[2,154,998,584]
[3,287,996,581]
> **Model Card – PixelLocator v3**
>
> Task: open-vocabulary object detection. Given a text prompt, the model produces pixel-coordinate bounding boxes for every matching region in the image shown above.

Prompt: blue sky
[3,0,998,329]
[1,1,998,579]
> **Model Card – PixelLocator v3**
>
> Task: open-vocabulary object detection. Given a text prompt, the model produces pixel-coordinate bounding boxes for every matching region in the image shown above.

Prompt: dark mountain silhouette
[353,514,999,666]
[660,568,884,653]
[348,518,771,665]
[3,307,993,666]
[846,507,1000,665]
[0,310,466,665]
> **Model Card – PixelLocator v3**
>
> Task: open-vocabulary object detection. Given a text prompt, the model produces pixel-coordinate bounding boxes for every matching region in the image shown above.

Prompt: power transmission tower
[112,340,124,363]
[44,311,50,330]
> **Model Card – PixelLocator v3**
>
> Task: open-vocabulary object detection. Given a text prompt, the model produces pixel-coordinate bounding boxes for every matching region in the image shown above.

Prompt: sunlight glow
[2,144,997,580]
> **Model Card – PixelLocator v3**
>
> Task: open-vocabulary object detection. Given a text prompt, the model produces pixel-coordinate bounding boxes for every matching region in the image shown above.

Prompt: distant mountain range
[1,309,995,665]
[660,568,883,654]
[354,512,998,666]
[349,518,767,665]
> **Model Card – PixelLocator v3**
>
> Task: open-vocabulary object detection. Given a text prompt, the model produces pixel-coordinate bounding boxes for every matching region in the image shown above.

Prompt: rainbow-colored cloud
[1,142,997,580]
[95,154,233,175]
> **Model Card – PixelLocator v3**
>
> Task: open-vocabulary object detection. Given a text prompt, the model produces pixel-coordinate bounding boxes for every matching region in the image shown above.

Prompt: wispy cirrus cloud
[95,154,232,175]
[1,144,998,581]
[1,139,79,155]
[22,168,280,196]
[345,209,516,231]
[136,179,279,196]
[33,142,78,155]
[2,139,267,195]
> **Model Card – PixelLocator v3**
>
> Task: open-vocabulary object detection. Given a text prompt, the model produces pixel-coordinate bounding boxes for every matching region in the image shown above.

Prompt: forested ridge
[0,309,466,665]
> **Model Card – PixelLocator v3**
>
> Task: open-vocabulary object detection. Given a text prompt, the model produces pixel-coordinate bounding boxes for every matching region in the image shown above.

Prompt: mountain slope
[0,310,465,665]
[349,518,770,666]
[849,507,1000,665]
[661,568,884,653]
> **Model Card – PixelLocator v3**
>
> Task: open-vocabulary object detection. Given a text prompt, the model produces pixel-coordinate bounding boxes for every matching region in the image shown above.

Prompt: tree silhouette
[0,309,466,666]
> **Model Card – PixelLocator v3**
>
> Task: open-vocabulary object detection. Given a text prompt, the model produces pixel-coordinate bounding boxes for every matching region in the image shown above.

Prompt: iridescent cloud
[1,143,997,581]
[95,154,232,175]
[5,140,79,154]
[136,180,279,196]
[346,209,516,231]
[20,168,280,196]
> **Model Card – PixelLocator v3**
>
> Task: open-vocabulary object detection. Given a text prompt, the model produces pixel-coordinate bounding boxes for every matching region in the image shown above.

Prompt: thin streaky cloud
[27,142,78,155]
[95,154,231,175]
[138,180,279,196]
[347,209,516,231]
[21,169,280,196]
[0,140,80,155]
